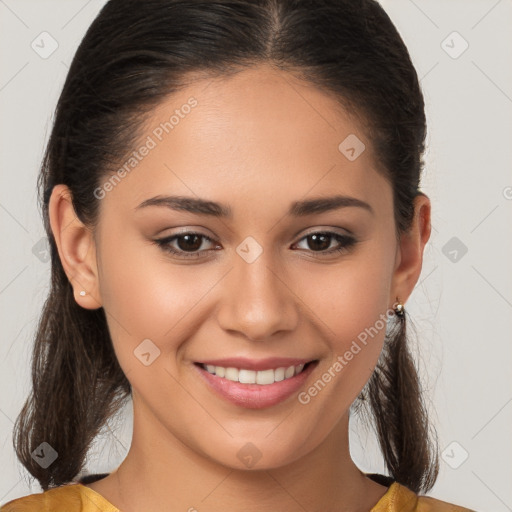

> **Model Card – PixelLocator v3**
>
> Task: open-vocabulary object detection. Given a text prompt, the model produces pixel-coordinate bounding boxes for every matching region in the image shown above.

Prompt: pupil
[178,234,202,251]
[309,233,330,251]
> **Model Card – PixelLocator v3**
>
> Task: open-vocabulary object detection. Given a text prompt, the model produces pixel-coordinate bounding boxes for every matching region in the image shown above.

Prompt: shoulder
[416,494,478,512]
[373,482,478,512]
[0,483,118,512]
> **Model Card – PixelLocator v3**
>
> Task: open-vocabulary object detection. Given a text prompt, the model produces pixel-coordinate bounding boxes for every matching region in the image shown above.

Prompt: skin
[49,64,431,512]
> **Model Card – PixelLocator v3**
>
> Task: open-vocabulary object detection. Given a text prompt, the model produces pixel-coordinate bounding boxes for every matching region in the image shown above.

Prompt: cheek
[301,248,393,396]
[96,235,217,366]
[304,245,393,338]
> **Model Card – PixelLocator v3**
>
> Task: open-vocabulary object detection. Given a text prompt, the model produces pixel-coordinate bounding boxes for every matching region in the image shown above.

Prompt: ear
[48,184,102,310]
[390,192,432,306]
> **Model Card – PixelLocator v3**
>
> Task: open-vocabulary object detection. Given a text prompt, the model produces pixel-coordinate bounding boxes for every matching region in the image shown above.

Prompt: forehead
[99,64,392,221]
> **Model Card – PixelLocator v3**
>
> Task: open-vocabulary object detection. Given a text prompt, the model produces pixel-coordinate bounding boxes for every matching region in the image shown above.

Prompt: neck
[108,401,388,512]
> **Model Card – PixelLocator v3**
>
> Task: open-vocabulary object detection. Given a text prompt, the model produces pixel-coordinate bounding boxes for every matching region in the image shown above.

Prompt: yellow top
[0,480,476,511]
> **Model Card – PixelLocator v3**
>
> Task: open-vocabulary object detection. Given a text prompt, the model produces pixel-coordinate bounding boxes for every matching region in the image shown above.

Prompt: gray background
[1,1,511,510]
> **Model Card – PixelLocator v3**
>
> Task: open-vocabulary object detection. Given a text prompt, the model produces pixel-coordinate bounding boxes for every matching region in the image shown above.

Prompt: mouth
[193,359,319,409]
[195,360,317,385]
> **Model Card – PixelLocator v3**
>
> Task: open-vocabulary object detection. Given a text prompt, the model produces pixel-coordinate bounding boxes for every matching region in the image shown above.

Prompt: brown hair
[13,0,439,493]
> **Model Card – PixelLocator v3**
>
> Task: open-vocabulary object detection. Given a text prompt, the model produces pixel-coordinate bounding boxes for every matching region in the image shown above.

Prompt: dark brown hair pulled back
[13,0,439,493]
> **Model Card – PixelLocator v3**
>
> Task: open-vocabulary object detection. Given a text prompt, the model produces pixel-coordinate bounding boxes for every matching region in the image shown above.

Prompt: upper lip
[196,357,315,371]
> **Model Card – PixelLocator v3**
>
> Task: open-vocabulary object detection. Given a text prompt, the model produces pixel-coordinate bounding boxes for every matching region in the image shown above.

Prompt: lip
[194,359,319,409]
[195,356,313,372]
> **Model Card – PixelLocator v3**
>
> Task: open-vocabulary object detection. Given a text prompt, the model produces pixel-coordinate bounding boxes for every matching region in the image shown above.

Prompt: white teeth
[256,369,274,385]
[274,367,285,382]
[238,369,256,384]
[202,363,309,385]
[284,365,295,379]
[225,367,239,381]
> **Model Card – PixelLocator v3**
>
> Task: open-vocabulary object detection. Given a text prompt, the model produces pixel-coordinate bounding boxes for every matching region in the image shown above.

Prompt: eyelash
[153,231,357,259]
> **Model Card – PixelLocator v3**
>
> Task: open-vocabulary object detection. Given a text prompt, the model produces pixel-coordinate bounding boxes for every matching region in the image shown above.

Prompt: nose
[216,252,299,342]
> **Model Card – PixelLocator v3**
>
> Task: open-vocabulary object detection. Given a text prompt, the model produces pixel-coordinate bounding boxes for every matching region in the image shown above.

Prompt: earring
[79,290,86,296]
[394,297,404,317]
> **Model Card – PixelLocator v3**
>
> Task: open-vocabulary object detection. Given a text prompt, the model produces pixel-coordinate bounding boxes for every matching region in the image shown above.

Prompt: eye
[154,232,220,259]
[153,230,357,260]
[293,231,357,256]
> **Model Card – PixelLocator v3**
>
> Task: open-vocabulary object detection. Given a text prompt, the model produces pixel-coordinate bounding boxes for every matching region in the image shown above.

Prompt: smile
[193,360,319,409]
[200,362,309,385]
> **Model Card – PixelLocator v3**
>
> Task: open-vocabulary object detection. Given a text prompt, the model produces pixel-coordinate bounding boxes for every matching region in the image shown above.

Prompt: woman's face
[57,64,426,470]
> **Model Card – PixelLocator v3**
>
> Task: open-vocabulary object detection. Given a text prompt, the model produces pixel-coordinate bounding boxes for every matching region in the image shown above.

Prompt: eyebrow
[135,194,374,217]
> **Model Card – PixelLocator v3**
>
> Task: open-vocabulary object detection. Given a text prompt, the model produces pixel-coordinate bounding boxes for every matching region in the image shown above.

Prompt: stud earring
[394,297,404,317]
[79,290,86,296]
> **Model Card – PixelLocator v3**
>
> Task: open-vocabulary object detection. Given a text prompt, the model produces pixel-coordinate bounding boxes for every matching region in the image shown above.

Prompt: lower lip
[194,361,318,409]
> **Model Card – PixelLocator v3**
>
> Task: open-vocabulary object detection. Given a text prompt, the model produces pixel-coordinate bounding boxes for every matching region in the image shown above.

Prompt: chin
[200,434,314,472]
